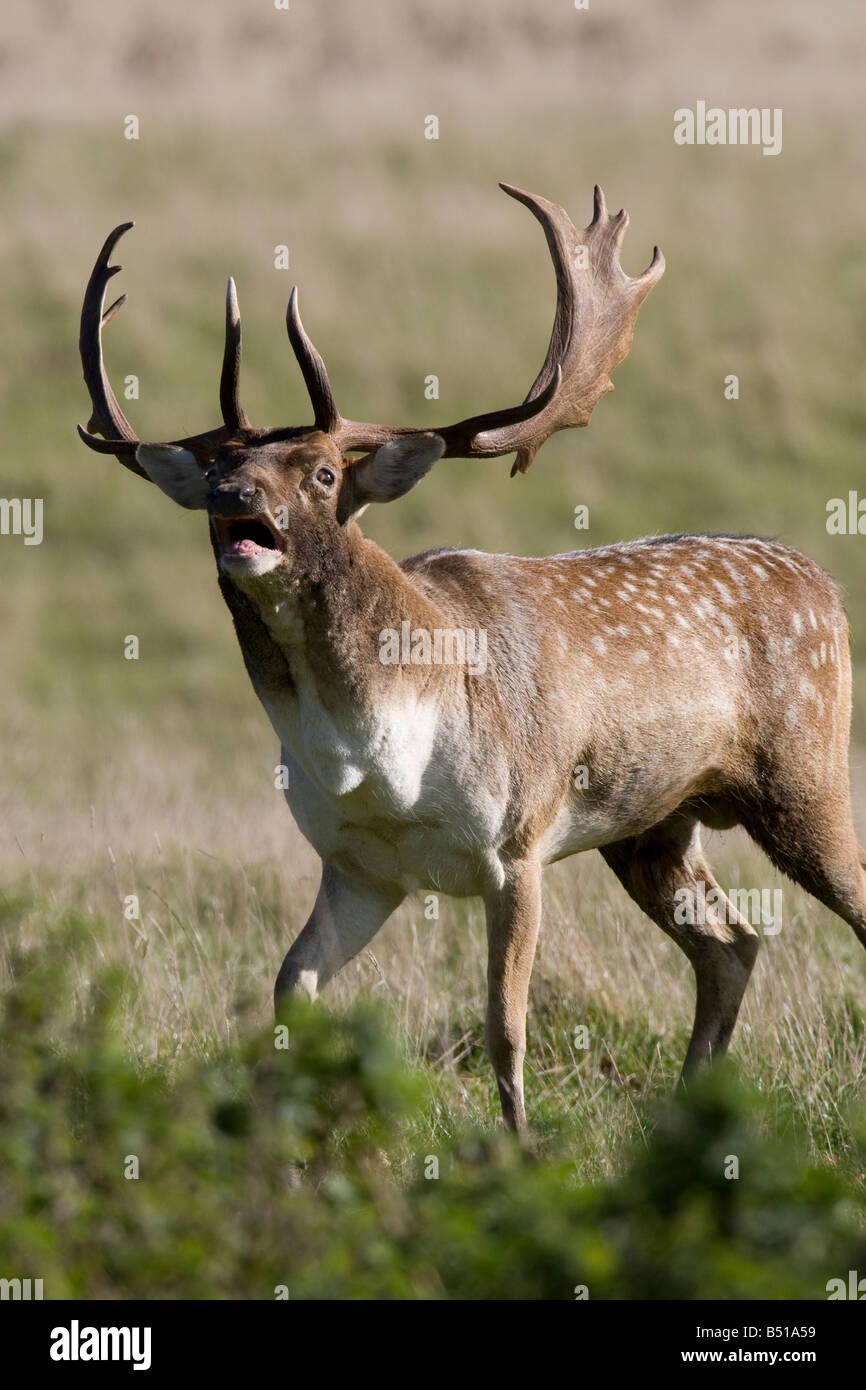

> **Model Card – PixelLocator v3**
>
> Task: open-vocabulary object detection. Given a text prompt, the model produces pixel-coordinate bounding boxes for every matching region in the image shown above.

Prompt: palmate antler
[78,185,664,477]
[289,184,664,473]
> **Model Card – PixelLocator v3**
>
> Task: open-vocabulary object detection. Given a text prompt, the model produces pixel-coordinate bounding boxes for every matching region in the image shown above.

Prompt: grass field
[2,0,866,1298]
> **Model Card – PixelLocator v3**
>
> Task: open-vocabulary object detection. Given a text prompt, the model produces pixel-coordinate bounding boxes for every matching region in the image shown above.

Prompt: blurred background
[2,0,866,1159]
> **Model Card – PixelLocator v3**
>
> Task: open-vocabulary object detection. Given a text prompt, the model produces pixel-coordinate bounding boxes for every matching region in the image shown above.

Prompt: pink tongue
[228,537,265,555]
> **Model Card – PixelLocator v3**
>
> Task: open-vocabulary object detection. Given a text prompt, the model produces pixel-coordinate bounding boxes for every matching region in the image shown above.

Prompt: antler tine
[102,293,127,328]
[77,222,146,473]
[636,243,665,287]
[220,278,250,432]
[286,287,340,434]
[78,224,244,476]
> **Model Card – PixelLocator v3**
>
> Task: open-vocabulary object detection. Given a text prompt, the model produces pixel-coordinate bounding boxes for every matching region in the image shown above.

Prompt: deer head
[78,185,663,588]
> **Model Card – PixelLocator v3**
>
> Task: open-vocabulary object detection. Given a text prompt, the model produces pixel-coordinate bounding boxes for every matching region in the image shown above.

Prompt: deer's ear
[338,433,445,523]
[135,445,210,509]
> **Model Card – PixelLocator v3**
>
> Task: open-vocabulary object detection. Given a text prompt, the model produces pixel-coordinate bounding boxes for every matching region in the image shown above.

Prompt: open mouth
[213,515,285,561]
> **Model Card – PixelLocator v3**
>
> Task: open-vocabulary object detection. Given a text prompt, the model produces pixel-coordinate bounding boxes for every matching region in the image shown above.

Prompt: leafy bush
[0,939,864,1299]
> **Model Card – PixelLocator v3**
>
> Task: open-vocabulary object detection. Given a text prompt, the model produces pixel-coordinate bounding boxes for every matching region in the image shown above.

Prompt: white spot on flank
[633,649,650,664]
[592,636,606,655]
[775,553,805,576]
[808,609,818,630]
[791,612,803,634]
[719,559,747,588]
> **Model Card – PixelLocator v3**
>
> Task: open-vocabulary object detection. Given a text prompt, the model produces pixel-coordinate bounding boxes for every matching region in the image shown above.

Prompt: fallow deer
[78,185,866,1129]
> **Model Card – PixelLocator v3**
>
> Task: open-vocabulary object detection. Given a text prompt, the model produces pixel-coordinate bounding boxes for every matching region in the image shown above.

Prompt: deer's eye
[315,466,336,488]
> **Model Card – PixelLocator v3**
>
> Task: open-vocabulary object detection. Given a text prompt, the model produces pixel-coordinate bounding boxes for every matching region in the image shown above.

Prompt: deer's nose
[210,482,264,515]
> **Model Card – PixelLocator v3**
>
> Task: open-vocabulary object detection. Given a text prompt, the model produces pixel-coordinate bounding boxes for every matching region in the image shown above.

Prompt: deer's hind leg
[737,783,866,954]
[600,812,760,1074]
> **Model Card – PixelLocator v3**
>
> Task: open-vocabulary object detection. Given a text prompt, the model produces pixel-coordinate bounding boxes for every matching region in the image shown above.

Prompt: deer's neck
[226,524,454,796]
[262,525,443,683]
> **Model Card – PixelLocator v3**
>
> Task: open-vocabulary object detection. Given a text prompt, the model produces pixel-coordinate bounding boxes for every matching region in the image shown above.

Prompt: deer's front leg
[275,863,403,1008]
[484,859,542,1131]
